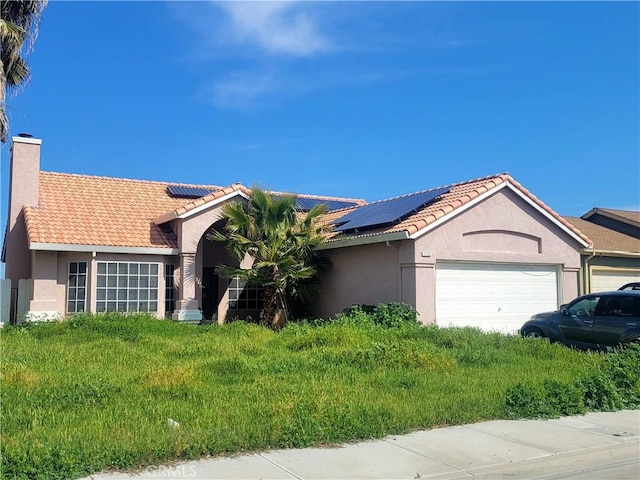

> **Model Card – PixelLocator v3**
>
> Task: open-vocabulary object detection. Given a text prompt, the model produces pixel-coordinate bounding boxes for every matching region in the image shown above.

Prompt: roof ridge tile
[40,171,221,189]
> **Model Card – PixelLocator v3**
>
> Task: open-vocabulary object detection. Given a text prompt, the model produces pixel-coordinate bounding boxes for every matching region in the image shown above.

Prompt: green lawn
[1,312,638,480]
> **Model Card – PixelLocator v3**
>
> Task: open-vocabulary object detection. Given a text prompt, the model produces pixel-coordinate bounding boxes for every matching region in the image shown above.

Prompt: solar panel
[296,197,360,212]
[167,185,215,198]
[272,196,360,212]
[335,186,450,232]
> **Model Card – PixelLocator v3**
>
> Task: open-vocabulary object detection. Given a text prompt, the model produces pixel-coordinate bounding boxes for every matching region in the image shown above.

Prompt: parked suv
[520,291,640,350]
[619,282,640,291]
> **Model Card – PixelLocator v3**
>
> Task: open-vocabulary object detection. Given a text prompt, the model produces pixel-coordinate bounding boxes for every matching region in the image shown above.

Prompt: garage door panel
[436,263,558,333]
[591,270,640,293]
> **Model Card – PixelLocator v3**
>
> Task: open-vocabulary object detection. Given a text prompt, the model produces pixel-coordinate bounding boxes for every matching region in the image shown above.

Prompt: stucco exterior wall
[172,202,234,320]
[413,189,582,266]
[312,242,401,320]
[411,188,582,323]
[313,188,584,325]
[28,250,59,317]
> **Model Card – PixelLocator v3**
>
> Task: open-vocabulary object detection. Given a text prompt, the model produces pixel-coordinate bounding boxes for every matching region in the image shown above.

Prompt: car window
[598,296,636,317]
[568,296,600,316]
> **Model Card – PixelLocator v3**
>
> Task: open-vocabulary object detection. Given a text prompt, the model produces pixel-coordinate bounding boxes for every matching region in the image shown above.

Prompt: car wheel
[522,327,545,339]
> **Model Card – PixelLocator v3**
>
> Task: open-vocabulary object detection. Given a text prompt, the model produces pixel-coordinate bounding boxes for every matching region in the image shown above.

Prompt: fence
[0,279,10,325]
[0,278,33,325]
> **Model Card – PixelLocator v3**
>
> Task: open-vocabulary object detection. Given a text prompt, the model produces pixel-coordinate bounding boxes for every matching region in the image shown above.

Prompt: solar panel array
[295,197,360,212]
[166,186,360,212]
[334,186,451,232]
[167,185,215,198]
[271,196,360,212]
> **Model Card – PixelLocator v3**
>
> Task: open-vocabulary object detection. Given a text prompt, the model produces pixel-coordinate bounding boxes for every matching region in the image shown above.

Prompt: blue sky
[2,0,639,223]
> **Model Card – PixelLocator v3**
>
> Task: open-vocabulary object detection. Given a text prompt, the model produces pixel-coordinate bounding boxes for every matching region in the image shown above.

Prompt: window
[600,296,636,317]
[228,276,264,310]
[568,296,600,316]
[96,262,159,313]
[67,262,87,313]
[165,264,176,316]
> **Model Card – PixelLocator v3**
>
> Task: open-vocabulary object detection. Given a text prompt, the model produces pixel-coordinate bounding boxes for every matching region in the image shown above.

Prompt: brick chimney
[3,135,42,283]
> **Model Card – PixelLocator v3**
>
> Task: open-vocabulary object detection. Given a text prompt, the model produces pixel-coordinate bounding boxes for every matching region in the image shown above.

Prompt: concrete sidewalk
[87,410,639,480]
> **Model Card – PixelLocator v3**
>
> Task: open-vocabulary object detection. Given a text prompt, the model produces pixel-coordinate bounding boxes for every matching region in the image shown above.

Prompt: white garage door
[436,263,559,333]
[591,269,640,293]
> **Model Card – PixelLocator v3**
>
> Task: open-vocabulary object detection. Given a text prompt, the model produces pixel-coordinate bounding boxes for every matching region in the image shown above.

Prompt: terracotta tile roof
[162,187,366,222]
[22,172,367,249]
[323,173,592,246]
[563,216,640,253]
[24,172,223,249]
[161,183,252,221]
[21,170,590,250]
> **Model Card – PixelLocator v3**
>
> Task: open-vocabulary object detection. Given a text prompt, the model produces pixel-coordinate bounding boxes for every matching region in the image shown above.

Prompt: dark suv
[520,291,640,350]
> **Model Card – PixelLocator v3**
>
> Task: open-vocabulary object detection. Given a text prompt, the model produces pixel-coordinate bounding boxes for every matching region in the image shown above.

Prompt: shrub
[576,372,623,411]
[541,379,585,416]
[504,383,548,418]
[337,302,419,328]
[373,302,419,328]
[505,379,584,419]
[603,344,640,408]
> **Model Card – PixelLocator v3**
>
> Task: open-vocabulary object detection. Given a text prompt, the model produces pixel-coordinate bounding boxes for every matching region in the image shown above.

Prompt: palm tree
[1,0,48,143]
[209,188,330,329]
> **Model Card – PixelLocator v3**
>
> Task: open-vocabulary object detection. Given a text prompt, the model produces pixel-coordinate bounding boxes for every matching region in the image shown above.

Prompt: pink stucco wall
[173,203,229,317]
[313,187,583,324]
[313,241,401,320]
[5,137,41,284]
[412,188,581,323]
[29,250,59,313]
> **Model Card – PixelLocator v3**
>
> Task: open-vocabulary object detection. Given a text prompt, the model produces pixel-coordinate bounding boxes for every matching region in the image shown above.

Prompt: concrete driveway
[85,410,639,480]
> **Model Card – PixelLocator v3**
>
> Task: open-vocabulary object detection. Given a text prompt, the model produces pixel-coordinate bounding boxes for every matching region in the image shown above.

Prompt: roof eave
[582,208,640,229]
[29,242,179,256]
[318,231,409,250]
[583,248,640,258]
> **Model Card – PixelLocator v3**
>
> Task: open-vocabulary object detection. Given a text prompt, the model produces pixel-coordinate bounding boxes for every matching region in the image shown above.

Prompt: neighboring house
[3,135,592,332]
[563,209,640,294]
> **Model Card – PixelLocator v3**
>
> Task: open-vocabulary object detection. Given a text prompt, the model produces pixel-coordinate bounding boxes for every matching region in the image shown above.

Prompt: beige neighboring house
[3,135,593,332]
[564,209,640,294]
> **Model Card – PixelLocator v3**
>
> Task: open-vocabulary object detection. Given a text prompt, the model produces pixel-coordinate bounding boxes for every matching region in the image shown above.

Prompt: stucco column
[400,262,436,325]
[172,252,202,322]
[561,266,580,304]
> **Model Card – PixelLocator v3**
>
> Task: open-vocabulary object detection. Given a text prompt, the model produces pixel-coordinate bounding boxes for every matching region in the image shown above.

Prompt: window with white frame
[228,276,264,310]
[67,261,87,313]
[165,264,175,316]
[96,262,159,313]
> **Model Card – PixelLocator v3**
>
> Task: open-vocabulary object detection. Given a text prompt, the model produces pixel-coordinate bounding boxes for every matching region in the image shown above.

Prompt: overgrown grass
[1,311,638,479]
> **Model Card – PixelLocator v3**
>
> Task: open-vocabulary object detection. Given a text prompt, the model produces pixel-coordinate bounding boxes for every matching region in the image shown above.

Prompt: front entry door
[202,267,219,321]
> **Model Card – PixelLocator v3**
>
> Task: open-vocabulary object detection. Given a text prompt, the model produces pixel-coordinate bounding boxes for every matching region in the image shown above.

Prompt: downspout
[582,250,596,295]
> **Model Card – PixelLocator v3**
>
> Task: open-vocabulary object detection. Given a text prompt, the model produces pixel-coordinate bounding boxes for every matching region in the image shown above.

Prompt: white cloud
[216,1,330,57]
[200,70,276,110]
[171,2,477,110]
